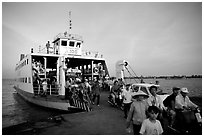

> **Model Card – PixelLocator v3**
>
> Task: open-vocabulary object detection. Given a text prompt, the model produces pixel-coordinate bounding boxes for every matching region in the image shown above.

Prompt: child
[140,106,163,135]
[126,90,149,135]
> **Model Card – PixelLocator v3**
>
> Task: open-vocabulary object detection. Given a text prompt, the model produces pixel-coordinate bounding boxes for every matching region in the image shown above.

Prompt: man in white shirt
[147,86,164,110]
[175,87,198,110]
[174,87,199,132]
[147,85,165,125]
[121,84,132,118]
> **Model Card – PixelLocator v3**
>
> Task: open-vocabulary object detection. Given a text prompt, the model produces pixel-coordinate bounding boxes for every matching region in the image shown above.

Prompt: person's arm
[186,96,198,109]
[88,84,92,92]
[146,96,152,106]
[110,86,114,93]
[139,120,146,135]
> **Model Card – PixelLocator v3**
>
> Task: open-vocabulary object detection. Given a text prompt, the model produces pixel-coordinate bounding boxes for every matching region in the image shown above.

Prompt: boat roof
[53,33,83,43]
[131,83,160,87]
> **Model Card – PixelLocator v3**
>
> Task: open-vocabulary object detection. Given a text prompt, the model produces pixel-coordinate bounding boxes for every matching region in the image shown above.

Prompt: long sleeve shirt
[175,94,197,109]
[127,100,149,125]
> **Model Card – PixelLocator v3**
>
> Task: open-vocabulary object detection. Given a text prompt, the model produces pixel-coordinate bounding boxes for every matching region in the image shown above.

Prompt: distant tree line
[122,75,202,79]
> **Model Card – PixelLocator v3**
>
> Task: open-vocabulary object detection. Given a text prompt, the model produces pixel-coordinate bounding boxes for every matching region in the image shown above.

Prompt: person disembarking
[163,87,180,127]
[110,80,120,105]
[140,106,163,135]
[126,90,149,135]
[41,79,47,97]
[175,87,198,110]
[174,87,199,132]
[147,85,165,126]
[84,79,92,103]
[92,78,101,106]
[121,84,133,119]
[65,78,71,99]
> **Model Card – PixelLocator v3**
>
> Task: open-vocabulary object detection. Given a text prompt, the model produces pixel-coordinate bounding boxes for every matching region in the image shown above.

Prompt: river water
[2,78,202,128]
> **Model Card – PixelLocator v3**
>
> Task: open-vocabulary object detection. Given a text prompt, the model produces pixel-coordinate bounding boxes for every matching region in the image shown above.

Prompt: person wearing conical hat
[175,87,198,110]
[126,90,149,135]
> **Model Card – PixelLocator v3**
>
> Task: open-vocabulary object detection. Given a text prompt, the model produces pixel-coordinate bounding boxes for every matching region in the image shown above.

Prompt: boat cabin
[52,32,83,56]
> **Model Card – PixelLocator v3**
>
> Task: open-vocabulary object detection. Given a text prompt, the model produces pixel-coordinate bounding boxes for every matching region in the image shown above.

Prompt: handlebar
[180,107,200,113]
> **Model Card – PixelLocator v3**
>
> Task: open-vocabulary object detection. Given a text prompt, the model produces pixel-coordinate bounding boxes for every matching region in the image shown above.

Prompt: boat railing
[37,47,104,59]
[81,50,103,58]
[33,84,60,96]
[53,33,83,41]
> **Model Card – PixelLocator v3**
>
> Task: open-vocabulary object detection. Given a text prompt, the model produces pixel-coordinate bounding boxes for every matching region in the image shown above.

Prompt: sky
[2,2,202,79]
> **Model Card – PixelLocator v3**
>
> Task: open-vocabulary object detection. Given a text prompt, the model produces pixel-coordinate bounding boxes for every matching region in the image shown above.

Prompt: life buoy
[93,67,99,73]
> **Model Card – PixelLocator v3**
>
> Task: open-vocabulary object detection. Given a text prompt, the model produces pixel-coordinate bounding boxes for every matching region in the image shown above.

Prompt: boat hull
[13,86,90,112]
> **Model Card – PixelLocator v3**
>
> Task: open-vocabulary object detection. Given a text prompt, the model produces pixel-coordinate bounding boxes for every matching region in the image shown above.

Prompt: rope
[125,66,138,83]
[128,65,139,79]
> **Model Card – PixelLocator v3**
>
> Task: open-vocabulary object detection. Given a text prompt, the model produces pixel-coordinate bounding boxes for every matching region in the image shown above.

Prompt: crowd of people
[31,65,200,135]
[107,79,200,135]
[64,77,103,110]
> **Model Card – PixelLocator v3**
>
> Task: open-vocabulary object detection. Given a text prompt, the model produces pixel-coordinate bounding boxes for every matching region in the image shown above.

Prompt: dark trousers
[133,124,142,135]
[93,94,100,105]
[65,88,69,99]
[123,102,131,118]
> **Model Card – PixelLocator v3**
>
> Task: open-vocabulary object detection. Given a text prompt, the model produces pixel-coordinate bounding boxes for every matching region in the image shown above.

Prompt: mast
[68,11,72,34]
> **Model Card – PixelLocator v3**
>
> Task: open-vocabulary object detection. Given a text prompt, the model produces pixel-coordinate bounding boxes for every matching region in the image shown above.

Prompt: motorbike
[166,107,202,135]
[108,92,123,110]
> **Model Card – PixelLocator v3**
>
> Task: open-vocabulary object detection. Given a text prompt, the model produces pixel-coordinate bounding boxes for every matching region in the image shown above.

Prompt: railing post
[38,85,40,95]
[50,85,51,95]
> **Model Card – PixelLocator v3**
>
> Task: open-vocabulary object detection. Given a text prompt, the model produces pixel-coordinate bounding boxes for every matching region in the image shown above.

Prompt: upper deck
[31,31,105,61]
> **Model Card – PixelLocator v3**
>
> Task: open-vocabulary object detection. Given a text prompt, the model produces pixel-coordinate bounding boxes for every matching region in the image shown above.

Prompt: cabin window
[69,41,75,47]
[29,77,31,83]
[25,77,27,83]
[132,85,139,92]
[140,87,148,95]
[61,40,67,46]
[27,59,29,64]
[76,42,81,48]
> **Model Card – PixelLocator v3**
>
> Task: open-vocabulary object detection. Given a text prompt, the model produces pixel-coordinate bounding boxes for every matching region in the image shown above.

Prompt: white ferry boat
[14,17,109,112]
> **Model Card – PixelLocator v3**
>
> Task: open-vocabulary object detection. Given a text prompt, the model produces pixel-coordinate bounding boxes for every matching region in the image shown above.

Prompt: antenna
[68,11,72,34]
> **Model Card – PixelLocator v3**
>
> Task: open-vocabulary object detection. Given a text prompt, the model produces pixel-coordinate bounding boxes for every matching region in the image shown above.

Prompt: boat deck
[14,86,68,103]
